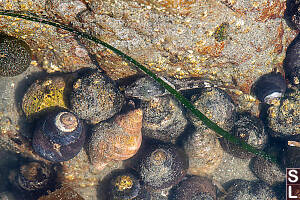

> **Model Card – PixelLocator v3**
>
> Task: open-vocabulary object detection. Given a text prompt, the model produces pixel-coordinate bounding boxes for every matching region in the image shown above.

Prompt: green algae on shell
[0,33,31,77]
[70,70,125,124]
[22,76,69,120]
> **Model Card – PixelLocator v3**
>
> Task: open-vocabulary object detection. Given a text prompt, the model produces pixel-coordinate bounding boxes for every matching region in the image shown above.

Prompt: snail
[283,33,300,88]
[220,112,267,159]
[137,141,188,190]
[70,70,124,124]
[9,161,57,199]
[88,109,143,170]
[169,175,217,200]
[32,110,86,162]
[0,33,32,77]
[107,169,146,200]
[141,95,187,143]
[222,179,277,200]
[251,72,286,104]
[187,87,236,132]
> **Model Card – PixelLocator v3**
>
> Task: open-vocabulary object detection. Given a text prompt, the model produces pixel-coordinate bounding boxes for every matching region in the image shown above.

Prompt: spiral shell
[170,176,217,200]
[251,72,286,104]
[137,142,188,190]
[187,87,236,132]
[284,34,300,88]
[141,95,187,143]
[88,109,143,170]
[70,70,124,124]
[108,169,142,200]
[0,33,31,77]
[32,110,86,162]
[220,112,267,159]
[15,161,54,192]
[183,127,223,176]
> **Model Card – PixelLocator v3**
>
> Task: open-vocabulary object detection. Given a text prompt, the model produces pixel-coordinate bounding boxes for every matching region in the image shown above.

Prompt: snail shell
[88,109,143,170]
[183,127,223,176]
[0,33,31,77]
[70,70,124,124]
[141,95,187,143]
[32,110,86,162]
[108,169,141,200]
[251,72,286,104]
[220,112,267,159]
[15,161,54,192]
[170,176,217,200]
[284,33,300,88]
[137,142,188,190]
[187,87,236,132]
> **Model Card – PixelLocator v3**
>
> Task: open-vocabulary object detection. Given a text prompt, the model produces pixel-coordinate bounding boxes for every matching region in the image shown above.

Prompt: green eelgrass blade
[0,10,278,164]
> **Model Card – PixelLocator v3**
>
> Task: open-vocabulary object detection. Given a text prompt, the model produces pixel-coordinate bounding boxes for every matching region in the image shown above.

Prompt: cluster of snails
[1,1,300,198]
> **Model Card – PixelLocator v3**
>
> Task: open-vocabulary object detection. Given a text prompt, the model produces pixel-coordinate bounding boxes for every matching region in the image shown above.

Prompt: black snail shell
[220,112,267,159]
[70,70,124,124]
[222,179,277,200]
[137,142,188,190]
[0,33,32,77]
[141,95,187,143]
[14,161,55,192]
[187,87,236,132]
[283,33,300,88]
[32,111,85,162]
[169,176,216,200]
[285,0,300,30]
[108,169,142,200]
[251,72,286,104]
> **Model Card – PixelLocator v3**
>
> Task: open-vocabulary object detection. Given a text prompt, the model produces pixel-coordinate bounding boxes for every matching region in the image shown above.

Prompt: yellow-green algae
[22,76,67,120]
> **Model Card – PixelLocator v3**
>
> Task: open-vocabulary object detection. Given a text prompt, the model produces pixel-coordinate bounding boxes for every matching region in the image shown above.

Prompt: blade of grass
[0,10,278,164]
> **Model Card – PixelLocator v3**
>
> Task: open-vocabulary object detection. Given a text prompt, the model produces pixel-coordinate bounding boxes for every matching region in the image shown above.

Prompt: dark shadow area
[284,0,300,30]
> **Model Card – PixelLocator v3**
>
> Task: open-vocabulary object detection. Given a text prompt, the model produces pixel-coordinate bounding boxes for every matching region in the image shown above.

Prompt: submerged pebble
[70,70,124,124]
[0,33,31,77]
[141,95,187,143]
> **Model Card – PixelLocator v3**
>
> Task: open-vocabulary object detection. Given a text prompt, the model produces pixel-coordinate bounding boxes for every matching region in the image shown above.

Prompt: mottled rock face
[0,0,293,89]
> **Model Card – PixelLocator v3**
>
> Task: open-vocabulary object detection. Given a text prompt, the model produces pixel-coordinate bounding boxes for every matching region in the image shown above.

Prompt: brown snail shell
[183,127,223,176]
[88,109,143,170]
